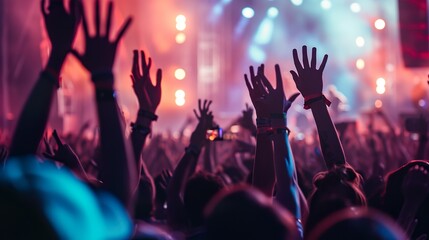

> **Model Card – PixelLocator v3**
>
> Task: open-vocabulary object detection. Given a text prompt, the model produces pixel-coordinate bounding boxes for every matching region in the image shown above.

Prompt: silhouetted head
[307,207,405,240]
[305,165,366,235]
[205,185,299,240]
[184,171,225,228]
[135,176,155,221]
[383,160,429,238]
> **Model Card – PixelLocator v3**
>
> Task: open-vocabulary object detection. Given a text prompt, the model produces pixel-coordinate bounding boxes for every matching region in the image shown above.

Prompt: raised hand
[290,45,328,99]
[71,0,132,74]
[41,0,81,55]
[245,64,299,117]
[190,99,214,148]
[237,103,257,136]
[43,130,81,169]
[131,50,162,113]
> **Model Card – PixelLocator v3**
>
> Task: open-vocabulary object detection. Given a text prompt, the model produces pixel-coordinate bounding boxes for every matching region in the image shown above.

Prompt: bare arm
[71,0,136,211]
[290,46,346,169]
[167,100,213,230]
[9,0,81,157]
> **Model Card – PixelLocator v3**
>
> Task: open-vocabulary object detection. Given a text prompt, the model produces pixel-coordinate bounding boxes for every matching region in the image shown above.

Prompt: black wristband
[131,122,151,135]
[138,109,158,121]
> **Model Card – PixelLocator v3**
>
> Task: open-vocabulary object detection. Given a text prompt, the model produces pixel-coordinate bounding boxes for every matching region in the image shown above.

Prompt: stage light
[376,86,386,94]
[176,22,186,31]
[356,59,365,70]
[254,18,274,45]
[376,77,386,86]
[355,36,365,47]
[175,89,185,98]
[375,99,383,108]
[350,3,361,13]
[419,99,427,108]
[175,68,186,80]
[376,77,386,94]
[230,125,240,133]
[291,0,303,6]
[321,0,331,10]
[374,19,386,30]
[175,33,186,44]
[242,7,255,19]
[267,7,279,18]
[176,15,186,23]
[175,97,185,106]
[249,45,266,62]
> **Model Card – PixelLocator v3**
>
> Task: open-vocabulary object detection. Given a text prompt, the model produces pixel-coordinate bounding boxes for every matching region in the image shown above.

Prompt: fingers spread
[114,17,132,45]
[311,47,317,68]
[302,45,309,69]
[105,1,113,38]
[319,54,328,72]
[274,64,284,93]
[292,49,303,73]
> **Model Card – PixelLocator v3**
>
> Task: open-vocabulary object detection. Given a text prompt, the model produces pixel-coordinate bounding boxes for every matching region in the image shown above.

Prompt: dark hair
[135,176,155,221]
[305,165,367,235]
[205,185,298,240]
[382,160,429,238]
[0,183,58,239]
[184,171,225,227]
[307,207,405,240]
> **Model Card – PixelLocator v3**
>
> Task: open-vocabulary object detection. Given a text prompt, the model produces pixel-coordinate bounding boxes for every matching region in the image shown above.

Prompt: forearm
[272,132,300,220]
[130,115,152,176]
[252,134,275,197]
[310,100,346,168]
[95,87,137,211]
[167,151,199,229]
[9,52,64,157]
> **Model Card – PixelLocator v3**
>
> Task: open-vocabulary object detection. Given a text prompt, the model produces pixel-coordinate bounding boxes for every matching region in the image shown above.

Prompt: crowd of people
[1,0,429,239]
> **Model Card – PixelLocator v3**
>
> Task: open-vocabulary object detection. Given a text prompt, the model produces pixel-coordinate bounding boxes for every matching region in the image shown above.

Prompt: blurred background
[0,0,428,136]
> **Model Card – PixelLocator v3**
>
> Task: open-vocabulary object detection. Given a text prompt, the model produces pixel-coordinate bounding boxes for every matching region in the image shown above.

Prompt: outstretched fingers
[274,64,284,93]
[311,47,317,69]
[292,49,303,73]
[302,45,309,69]
[105,1,113,38]
[114,17,133,45]
[318,54,328,72]
[132,50,141,77]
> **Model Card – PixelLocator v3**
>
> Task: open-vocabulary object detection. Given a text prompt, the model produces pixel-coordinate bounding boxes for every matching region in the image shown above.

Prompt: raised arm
[9,0,81,157]
[129,50,162,179]
[244,65,275,197]
[247,64,302,220]
[290,46,346,169]
[167,99,213,230]
[71,0,136,211]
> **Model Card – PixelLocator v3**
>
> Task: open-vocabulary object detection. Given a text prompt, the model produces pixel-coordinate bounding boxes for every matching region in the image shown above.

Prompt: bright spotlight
[350,3,361,13]
[174,68,186,80]
[376,86,386,94]
[321,0,331,9]
[176,15,186,23]
[356,59,365,70]
[175,89,185,98]
[242,7,255,19]
[376,77,386,86]
[175,33,186,44]
[374,19,386,30]
[355,36,365,47]
[267,7,279,18]
[175,98,185,106]
[176,22,186,31]
[291,0,303,6]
